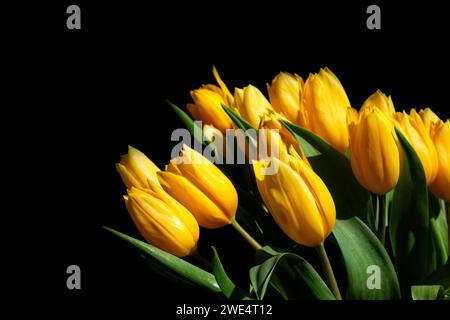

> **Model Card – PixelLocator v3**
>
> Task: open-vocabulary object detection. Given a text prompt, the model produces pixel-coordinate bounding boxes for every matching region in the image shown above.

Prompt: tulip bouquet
[105,66,449,300]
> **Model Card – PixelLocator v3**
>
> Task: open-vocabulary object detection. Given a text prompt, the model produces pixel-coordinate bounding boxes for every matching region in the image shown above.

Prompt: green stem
[316,243,342,300]
[378,194,387,245]
[231,220,262,251]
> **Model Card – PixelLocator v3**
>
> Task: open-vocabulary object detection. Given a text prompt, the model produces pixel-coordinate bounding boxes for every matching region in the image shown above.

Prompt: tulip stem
[378,194,387,246]
[316,243,342,300]
[231,220,262,251]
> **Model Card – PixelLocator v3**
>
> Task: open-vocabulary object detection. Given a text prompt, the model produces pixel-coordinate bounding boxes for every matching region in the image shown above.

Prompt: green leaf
[281,121,323,157]
[250,246,335,300]
[211,247,251,299]
[138,253,198,287]
[222,105,257,149]
[429,193,449,266]
[390,128,440,292]
[381,189,394,228]
[103,226,222,295]
[332,217,401,299]
[222,104,255,132]
[411,285,444,300]
[167,100,204,144]
[421,260,450,289]
[280,119,375,229]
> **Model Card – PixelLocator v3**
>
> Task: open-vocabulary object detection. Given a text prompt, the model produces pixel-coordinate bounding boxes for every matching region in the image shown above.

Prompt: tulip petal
[394,110,438,185]
[127,145,161,187]
[158,171,231,228]
[116,163,142,189]
[170,145,238,223]
[430,120,450,201]
[349,108,400,195]
[300,68,351,153]
[253,158,335,247]
[125,187,199,257]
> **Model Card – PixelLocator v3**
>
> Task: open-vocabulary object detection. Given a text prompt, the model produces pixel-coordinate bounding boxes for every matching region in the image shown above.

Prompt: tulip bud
[187,86,234,133]
[253,148,336,247]
[267,72,304,123]
[299,67,351,153]
[115,145,160,189]
[419,108,440,134]
[157,145,238,229]
[361,90,395,118]
[348,107,400,195]
[430,120,450,201]
[237,85,274,128]
[394,109,439,185]
[124,186,199,257]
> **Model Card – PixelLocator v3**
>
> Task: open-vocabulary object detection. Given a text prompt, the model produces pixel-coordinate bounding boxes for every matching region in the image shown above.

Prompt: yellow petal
[158,171,231,228]
[176,145,238,220]
[419,108,440,134]
[430,120,450,201]
[127,146,160,186]
[212,65,234,106]
[299,67,351,153]
[349,107,400,194]
[125,187,199,257]
[267,72,303,123]
[239,85,274,128]
[189,87,234,133]
[253,157,335,247]
[361,90,395,118]
[115,163,142,189]
[233,87,244,110]
[394,110,438,185]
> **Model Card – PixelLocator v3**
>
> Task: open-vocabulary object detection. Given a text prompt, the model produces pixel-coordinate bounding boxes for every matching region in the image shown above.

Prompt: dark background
[19,0,449,316]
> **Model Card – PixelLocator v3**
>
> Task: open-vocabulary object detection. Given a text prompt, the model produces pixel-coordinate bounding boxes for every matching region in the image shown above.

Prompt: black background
[18,0,449,316]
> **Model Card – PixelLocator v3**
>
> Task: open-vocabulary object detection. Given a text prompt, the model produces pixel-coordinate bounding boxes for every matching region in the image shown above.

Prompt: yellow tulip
[267,72,304,123]
[253,148,336,247]
[394,109,439,185]
[115,145,160,189]
[157,145,238,229]
[299,67,351,153]
[187,86,234,133]
[361,90,395,118]
[236,85,274,128]
[419,108,440,134]
[124,186,199,257]
[348,106,400,195]
[430,120,450,201]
